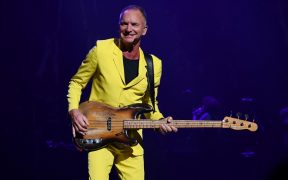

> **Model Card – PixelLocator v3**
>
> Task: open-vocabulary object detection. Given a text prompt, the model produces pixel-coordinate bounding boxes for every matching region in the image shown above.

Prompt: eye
[120,22,128,26]
[131,23,139,27]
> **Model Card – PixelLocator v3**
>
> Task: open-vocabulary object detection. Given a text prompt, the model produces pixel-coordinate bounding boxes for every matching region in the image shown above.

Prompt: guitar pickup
[107,117,112,131]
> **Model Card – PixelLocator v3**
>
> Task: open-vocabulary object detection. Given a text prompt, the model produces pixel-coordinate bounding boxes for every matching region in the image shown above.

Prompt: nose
[126,23,132,32]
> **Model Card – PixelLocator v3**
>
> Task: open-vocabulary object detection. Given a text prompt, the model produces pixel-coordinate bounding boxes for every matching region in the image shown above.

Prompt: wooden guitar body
[73,101,153,151]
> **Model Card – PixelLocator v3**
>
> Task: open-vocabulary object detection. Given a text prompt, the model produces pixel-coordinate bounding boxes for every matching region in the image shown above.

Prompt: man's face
[119,9,147,46]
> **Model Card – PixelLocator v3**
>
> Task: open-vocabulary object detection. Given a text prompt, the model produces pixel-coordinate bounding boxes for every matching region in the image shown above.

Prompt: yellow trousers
[88,144,144,180]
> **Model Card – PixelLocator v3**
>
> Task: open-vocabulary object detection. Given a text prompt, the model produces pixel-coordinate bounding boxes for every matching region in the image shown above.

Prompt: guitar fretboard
[123,120,224,129]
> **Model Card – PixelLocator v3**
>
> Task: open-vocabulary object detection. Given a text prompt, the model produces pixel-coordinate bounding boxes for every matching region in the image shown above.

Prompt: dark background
[1,0,288,179]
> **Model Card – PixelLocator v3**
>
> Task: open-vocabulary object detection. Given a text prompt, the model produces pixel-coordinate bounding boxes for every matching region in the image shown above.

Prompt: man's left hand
[159,116,178,135]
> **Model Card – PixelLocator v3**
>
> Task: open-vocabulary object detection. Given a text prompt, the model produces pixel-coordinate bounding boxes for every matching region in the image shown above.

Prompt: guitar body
[73,101,153,151]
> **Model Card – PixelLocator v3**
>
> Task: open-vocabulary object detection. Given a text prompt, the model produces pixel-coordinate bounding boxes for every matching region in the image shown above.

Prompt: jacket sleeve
[142,55,164,120]
[67,46,98,111]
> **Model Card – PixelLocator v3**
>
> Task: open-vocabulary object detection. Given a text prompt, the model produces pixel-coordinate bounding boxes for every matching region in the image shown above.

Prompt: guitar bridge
[74,138,104,151]
[81,139,102,144]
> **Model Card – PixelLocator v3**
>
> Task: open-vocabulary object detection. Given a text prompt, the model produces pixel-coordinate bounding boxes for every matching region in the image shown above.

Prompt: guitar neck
[124,119,224,129]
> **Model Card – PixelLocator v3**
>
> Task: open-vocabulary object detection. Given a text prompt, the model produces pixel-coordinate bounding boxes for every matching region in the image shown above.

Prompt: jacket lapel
[112,44,147,87]
[112,45,125,84]
[125,49,147,88]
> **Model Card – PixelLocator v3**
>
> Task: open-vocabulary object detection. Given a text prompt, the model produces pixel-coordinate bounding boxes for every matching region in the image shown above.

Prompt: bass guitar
[73,101,258,151]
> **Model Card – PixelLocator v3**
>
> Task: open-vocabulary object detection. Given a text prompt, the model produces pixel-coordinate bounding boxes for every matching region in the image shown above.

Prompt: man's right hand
[69,109,89,137]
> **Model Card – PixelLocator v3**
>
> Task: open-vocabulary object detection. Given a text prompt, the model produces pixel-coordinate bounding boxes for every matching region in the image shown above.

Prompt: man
[67,5,177,180]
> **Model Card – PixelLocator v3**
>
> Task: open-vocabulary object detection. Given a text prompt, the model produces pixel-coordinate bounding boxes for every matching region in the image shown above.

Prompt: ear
[142,26,148,36]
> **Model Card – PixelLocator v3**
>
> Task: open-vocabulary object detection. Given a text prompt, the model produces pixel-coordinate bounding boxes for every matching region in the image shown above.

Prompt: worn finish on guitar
[73,101,258,151]
[74,101,152,150]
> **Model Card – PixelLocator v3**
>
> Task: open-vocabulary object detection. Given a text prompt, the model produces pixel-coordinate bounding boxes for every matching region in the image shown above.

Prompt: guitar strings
[87,121,224,128]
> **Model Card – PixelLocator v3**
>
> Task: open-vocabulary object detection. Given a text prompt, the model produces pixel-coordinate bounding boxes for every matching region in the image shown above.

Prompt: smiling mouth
[123,32,135,36]
[125,34,135,37]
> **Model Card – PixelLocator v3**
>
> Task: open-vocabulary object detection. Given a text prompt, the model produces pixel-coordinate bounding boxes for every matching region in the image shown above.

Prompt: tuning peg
[252,114,256,122]
[236,112,242,119]
[244,114,249,120]
[229,111,233,117]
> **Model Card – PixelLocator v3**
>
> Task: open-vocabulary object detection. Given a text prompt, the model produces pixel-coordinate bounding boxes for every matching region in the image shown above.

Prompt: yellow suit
[67,38,164,179]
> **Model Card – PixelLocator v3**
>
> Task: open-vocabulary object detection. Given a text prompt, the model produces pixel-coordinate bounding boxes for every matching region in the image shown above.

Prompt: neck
[119,39,140,60]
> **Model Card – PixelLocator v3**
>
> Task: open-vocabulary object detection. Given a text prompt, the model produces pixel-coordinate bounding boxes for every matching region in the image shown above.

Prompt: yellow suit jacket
[67,38,164,155]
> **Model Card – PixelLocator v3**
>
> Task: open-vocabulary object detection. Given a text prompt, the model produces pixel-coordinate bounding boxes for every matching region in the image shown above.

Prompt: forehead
[121,9,145,22]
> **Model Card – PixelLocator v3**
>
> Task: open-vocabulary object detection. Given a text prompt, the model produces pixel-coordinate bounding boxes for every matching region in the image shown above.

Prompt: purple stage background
[1,0,288,179]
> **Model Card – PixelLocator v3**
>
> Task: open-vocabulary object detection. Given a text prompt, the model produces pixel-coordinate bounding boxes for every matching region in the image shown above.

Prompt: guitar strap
[144,53,155,112]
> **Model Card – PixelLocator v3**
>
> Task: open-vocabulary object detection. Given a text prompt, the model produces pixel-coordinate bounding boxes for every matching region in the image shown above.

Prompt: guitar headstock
[222,116,258,132]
